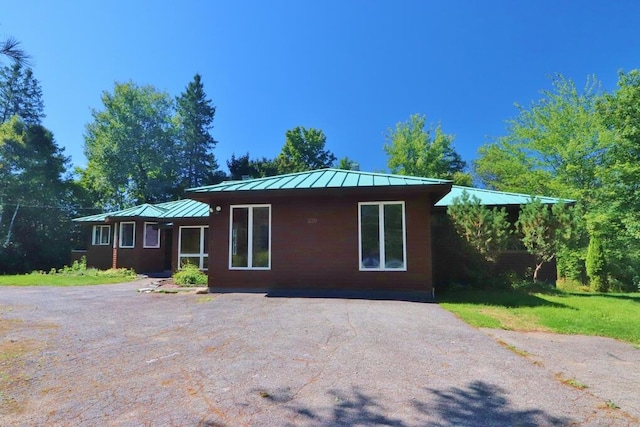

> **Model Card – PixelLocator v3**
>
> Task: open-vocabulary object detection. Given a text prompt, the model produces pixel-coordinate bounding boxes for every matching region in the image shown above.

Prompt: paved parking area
[1,280,637,426]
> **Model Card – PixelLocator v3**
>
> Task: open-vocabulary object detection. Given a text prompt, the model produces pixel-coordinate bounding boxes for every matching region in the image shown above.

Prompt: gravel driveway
[1,279,637,426]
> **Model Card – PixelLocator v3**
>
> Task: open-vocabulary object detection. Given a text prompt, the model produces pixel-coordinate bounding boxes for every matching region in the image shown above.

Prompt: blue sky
[2,1,638,174]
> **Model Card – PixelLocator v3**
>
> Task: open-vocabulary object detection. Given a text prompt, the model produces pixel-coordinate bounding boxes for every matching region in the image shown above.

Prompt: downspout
[112,221,118,269]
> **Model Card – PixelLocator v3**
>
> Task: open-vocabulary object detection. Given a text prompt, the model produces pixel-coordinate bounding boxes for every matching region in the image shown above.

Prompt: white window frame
[119,221,136,249]
[178,225,209,270]
[92,225,111,246]
[229,204,271,270]
[143,222,161,248]
[358,201,407,271]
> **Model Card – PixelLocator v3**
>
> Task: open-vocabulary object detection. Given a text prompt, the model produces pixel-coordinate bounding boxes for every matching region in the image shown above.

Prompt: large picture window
[358,202,406,271]
[229,205,271,269]
[143,222,160,248]
[119,222,135,248]
[178,226,209,270]
[92,225,111,246]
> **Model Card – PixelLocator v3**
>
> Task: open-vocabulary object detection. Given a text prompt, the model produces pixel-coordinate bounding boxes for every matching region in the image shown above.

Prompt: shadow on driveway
[248,382,569,427]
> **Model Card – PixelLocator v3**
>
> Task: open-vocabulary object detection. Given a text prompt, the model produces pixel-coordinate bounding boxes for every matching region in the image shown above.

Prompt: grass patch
[439,289,640,345]
[496,339,531,358]
[0,257,137,286]
[555,373,588,390]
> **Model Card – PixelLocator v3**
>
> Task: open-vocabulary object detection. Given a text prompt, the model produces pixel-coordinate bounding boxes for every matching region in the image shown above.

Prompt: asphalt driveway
[1,280,637,426]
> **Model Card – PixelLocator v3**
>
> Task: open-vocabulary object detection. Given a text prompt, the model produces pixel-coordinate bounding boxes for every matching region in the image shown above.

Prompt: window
[119,222,135,248]
[92,225,111,246]
[143,222,160,248]
[229,205,271,269]
[179,226,208,270]
[358,202,406,271]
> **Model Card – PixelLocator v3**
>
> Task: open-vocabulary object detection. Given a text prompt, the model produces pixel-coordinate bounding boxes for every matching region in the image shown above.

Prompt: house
[72,199,209,274]
[73,169,569,293]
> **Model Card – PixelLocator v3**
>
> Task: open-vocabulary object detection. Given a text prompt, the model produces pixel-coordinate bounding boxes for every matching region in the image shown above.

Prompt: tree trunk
[4,201,20,247]
[533,261,544,282]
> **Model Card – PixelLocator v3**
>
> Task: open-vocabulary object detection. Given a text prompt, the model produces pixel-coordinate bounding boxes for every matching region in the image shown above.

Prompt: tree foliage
[175,73,218,191]
[82,82,178,209]
[227,153,278,180]
[517,199,577,282]
[0,117,83,273]
[337,156,358,170]
[475,75,611,202]
[0,37,30,66]
[276,126,336,174]
[447,191,512,263]
[384,114,470,184]
[586,234,607,292]
[0,63,45,125]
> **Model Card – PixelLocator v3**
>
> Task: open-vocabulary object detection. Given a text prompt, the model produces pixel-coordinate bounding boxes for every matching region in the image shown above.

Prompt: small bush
[173,263,207,286]
[29,257,137,281]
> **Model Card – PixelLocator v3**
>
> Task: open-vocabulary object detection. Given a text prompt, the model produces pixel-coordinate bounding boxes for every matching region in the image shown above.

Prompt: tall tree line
[0,61,89,273]
[81,74,223,210]
[473,71,640,290]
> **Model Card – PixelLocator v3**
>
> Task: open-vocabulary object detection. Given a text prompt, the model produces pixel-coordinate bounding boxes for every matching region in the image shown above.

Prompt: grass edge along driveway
[439,290,640,346]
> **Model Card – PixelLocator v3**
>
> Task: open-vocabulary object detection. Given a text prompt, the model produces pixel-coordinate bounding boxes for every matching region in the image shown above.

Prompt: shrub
[586,235,608,292]
[173,263,207,286]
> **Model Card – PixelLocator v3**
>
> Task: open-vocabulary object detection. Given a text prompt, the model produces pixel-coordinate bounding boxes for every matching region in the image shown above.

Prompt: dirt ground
[1,279,638,426]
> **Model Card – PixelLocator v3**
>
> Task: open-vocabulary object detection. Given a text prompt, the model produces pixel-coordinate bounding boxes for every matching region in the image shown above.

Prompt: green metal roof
[73,199,209,223]
[435,186,572,207]
[157,199,209,218]
[187,168,451,194]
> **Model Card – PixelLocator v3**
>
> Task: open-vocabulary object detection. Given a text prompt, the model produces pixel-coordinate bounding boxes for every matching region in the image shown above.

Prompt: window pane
[384,204,404,269]
[180,228,200,254]
[144,224,159,247]
[93,226,100,245]
[360,205,380,268]
[100,226,110,245]
[121,223,134,247]
[203,227,209,254]
[232,208,249,267]
[252,207,270,267]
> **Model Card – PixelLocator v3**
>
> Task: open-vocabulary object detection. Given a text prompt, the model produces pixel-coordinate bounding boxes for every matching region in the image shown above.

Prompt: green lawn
[0,271,137,286]
[439,290,640,346]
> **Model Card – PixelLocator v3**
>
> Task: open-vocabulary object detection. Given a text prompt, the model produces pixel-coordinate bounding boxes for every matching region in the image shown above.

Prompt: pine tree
[175,74,218,190]
[0,63,45,125]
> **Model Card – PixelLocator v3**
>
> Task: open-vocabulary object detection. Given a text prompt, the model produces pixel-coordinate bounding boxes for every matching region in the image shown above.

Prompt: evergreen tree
[0,37,30,66]
[586,234,608,292]
[0,63,45,125]
[175,74,218,190]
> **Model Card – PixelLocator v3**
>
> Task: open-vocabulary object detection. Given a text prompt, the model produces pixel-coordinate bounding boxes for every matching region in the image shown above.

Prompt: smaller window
[92,225,111,246]
[143,222,160,248]
[119,222,135,248]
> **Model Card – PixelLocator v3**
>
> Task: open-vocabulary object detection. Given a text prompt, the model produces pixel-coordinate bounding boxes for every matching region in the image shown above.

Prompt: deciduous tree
[276,126,336,173]
[384,114,470,184]
[0,117,79,273]
[81,82,177,209]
